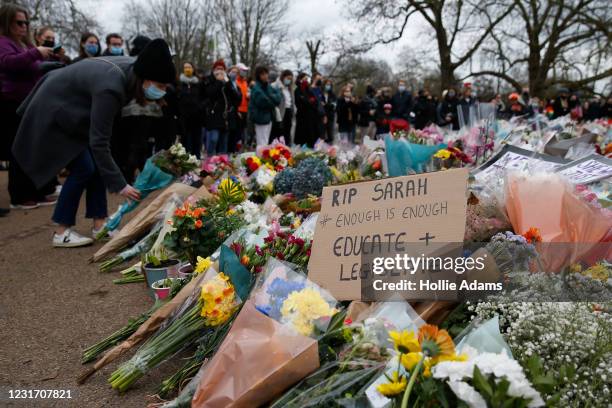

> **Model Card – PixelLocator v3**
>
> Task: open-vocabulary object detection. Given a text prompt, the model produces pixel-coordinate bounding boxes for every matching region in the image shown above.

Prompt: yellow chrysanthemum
[280,287,337,336]
[389,330,421,354]
[376,371,407,397]
[400,352,422,371]
[194,256,212,274]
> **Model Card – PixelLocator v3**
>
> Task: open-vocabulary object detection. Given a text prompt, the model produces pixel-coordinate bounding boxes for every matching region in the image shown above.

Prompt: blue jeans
[205,129,228,155]
[52,150,108,226]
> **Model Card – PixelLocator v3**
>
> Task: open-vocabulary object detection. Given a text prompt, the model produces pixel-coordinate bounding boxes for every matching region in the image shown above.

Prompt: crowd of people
[0,3,611,246]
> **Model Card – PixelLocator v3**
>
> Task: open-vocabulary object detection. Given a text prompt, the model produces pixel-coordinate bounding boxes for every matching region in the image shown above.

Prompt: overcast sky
[74,0,422,71]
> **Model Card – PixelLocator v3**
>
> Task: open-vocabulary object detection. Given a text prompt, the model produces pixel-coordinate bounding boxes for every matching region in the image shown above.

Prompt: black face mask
[42,39,55,48]
[315,80,322,87]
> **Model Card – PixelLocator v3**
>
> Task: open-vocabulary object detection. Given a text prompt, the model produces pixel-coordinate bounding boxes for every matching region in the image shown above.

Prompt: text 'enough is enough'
[335,201,448,228]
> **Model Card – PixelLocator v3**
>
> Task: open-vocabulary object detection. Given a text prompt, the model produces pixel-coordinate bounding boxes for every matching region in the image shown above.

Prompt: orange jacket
[236,76,249,113]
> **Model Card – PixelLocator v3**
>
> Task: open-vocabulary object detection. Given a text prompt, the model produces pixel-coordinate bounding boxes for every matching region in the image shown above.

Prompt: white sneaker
[92,227,118,240]
[53,229,94,248]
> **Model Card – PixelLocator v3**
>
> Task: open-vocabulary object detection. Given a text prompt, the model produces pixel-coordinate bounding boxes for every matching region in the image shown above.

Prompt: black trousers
[0,98,49,204]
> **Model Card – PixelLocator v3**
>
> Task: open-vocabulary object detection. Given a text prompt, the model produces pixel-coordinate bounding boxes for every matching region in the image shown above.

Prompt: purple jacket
[0,36,42,102]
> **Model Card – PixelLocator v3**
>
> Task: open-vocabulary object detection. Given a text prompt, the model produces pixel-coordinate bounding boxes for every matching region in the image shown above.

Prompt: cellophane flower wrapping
[93,183,207,262]
[191,258,340,407]
[384,133,446,176]
[504,171,612,271]
[253,258,339,338]
[108,266,242,392]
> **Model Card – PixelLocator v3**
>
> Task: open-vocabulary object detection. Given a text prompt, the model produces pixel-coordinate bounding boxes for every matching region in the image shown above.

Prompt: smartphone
[53,43,62,54]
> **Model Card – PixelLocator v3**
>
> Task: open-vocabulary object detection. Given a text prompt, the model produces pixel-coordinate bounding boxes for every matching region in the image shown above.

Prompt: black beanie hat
[133,38,176,83]
[129,35,151,57]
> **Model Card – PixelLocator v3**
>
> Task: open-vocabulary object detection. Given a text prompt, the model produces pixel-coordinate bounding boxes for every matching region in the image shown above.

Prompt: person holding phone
[0,4,55,213]
[34,26,70,64]
[12,39,176,247]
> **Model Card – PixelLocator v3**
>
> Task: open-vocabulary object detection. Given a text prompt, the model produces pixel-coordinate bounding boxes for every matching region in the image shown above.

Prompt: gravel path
[0,173,181,408]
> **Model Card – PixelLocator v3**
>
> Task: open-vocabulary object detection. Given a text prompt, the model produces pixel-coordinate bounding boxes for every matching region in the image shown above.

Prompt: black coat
[414,96,437,130]
[294,85,321,147]
[357,95,377,127]
[391,90,412,120]
[14,56,134,192]
[201,75,242,131]
[323,91,337,120]
[336,98,357,133]
[177,77,203,122]
[552,97,571,119]
[439,96,460,130]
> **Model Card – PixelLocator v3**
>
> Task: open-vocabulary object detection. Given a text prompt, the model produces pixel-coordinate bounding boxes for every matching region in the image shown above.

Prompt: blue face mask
[109,46,123,56]
[283,79,291,86]
[84,43,99,56]
[325,84,332,92]
[143,84,166,100]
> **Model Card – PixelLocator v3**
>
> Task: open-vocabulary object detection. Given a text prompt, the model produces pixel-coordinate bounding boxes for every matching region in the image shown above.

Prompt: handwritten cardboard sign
[555,154,612,185]
[307,168,469,300]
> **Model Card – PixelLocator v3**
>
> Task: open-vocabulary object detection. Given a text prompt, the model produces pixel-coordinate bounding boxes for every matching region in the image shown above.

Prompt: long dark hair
[78,32,100,58]
[0,4,33,46]
[127,74,146,106]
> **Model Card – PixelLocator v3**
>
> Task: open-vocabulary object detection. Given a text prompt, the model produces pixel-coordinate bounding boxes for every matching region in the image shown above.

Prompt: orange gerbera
[194,219,203,229]
[522,227,542,244]
[418,324,455,359]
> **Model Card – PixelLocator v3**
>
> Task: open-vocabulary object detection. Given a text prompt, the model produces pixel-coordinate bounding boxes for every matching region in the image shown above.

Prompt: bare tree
[214,0,288,68]
[324,55,394,94]
[121,0,215,69]
[469,0,611,96]
[348,0,516,92]
[3,0,100,53]
[306,39,322,75]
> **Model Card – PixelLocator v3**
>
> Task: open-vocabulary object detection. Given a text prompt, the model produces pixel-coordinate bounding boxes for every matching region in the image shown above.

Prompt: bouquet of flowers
[99,222,163,272]
[153,143,200,177]
[108,267,240,392]
[247,166,276,203]
[469,301,611,406]
[230,229,312,274]
[242,143,293,175]
[191,259,338,407]
[201,155,232,179]
[361,150,385,179]
[257,143,293,171]
[431,143,472,170]
[373,325,544,407]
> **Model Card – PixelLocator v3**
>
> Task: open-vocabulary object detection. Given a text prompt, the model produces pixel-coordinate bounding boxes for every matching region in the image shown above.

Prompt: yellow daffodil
[199,272,236,326]
[377,371,407,397]
[389,330,420,354]
[194,256,212,274]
